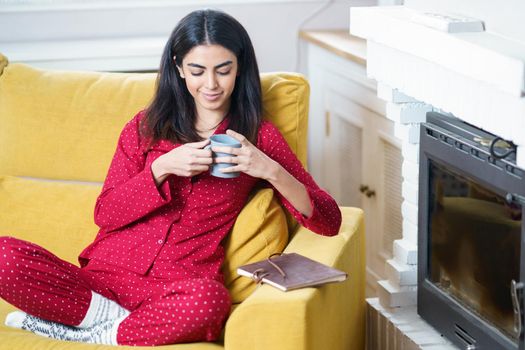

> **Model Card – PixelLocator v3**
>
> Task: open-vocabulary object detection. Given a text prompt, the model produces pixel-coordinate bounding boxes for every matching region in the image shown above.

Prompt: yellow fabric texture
[222,188,288,304]
[225,208,366,350]
[259,72,309,168]
[0,56,365,350]
[0,176,101,264]
[0,64,156,182]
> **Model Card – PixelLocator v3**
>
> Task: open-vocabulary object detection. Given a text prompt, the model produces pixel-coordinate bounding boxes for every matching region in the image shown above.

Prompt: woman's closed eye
[189,70,231,77]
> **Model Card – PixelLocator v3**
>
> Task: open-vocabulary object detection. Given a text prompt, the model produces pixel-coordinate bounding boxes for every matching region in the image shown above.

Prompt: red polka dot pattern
[0,237,231,346]
[79,111,342,281]
[1,110,341,346]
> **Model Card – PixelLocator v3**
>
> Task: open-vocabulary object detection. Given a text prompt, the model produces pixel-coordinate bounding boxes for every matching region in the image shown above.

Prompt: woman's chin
[198,99,228,112]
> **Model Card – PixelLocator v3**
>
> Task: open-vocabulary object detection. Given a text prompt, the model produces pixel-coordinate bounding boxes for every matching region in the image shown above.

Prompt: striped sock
[77,291,129,328]
[5,310,126,345]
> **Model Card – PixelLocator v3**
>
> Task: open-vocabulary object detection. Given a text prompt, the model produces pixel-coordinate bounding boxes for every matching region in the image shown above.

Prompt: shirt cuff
[147,165,171,202]
[282,187,339,237]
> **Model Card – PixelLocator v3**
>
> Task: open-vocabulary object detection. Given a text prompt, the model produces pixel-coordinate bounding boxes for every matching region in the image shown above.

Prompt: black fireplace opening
[418,112,525,350]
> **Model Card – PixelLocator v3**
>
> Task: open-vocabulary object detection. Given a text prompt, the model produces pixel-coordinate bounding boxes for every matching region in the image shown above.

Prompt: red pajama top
[79,111,342,282]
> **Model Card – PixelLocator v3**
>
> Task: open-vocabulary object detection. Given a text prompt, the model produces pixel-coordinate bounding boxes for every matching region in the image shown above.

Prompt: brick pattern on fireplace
[366,298,456,350]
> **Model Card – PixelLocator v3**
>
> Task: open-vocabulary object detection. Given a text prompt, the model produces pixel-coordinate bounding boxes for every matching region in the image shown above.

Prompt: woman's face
[177,44,238,117]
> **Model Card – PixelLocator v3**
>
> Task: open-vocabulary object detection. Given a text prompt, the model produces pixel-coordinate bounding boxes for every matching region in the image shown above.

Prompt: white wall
[0,0,375,72]
[404,0,525,45]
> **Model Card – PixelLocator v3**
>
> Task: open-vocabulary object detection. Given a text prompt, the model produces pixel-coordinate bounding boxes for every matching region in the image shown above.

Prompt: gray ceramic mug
[206,134,242,178]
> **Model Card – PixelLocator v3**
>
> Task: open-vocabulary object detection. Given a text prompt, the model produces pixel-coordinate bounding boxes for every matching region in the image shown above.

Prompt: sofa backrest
[0,55,309,183]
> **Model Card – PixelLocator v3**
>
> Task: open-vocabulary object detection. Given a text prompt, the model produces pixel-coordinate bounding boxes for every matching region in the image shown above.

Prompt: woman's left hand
[212,129,279,180]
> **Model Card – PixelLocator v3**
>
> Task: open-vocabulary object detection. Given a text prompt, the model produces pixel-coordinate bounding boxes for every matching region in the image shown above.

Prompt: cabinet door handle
[360,185,376,197]
[359,185,369,193]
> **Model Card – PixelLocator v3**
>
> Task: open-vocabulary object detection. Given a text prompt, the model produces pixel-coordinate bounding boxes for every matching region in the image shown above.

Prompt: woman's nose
[206,73,218,89]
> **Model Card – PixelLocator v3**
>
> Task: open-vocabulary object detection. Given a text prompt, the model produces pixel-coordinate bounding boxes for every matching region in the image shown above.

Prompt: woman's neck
[195,111,227,138]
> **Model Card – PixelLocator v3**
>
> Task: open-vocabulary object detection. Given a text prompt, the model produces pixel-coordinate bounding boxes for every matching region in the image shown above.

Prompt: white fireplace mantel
[351,5,525,167]
[351,6,525,97]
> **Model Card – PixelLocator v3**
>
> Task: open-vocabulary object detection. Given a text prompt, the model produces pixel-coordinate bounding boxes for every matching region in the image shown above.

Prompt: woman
[0,9,341,346]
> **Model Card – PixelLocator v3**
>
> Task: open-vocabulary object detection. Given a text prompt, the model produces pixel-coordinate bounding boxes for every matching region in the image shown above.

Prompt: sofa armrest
[224,207,365,350]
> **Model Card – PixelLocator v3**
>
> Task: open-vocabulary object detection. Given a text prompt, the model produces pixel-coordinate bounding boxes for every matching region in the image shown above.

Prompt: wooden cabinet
[300,31,403,295]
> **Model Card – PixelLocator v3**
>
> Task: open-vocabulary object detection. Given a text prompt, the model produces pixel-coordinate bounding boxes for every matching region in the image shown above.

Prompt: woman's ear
[174,56,185,79]
[177,67,185,79]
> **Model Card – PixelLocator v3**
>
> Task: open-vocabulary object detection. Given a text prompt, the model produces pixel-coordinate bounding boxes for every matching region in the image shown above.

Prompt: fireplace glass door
[428,159,523,341]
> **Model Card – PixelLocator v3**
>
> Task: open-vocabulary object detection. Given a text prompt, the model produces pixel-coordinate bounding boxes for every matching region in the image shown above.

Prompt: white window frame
[0,0,321,12]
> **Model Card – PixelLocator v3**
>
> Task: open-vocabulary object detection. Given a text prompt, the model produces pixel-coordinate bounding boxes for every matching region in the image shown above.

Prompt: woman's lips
[202,92,222,101]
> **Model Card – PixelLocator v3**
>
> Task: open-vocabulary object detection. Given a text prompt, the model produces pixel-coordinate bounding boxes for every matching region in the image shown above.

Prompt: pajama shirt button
[157,240,164,244]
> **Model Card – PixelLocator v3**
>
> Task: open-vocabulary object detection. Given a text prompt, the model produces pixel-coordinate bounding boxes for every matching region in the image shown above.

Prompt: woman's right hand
[151,139,212,185]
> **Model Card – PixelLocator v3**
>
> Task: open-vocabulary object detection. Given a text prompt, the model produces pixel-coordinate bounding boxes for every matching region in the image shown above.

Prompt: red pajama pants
[0,236,231,346]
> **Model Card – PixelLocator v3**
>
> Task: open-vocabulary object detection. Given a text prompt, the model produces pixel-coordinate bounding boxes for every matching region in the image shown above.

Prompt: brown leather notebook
[237,253,347,292]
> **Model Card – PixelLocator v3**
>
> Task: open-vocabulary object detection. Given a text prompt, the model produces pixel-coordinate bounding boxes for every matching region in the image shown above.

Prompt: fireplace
[418,112,525,349]
[349,3,525,348]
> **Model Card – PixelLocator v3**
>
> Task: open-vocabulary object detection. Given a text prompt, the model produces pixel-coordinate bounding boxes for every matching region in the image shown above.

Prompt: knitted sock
[77,291,129,328]
[5,310,126,345]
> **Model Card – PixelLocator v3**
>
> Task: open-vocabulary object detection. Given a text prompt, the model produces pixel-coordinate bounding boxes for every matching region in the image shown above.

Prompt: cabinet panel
[322,106,364,208]
[323,89,367,206]
[323,80,402,294]
[324,89,386,293]
[303,40,401,296]
[338,116,364,208]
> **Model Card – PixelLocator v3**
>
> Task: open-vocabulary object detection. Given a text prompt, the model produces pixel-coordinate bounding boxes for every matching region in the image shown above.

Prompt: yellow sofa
[0,53,365,350]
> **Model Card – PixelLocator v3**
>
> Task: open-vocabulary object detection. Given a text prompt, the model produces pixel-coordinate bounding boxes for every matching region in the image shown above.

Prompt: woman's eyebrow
[187,61,233,69]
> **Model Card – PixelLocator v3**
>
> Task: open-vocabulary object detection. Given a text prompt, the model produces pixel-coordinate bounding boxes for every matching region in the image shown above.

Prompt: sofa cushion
[222,188,288,304]
[0,61,308,183]
[259,72,309,168]
[0,64,156,183]
[0,176,101,264]
[259,72,308,232]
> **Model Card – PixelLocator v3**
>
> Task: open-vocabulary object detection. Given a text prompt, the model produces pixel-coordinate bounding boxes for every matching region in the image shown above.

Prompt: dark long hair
[141,9,262,145]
